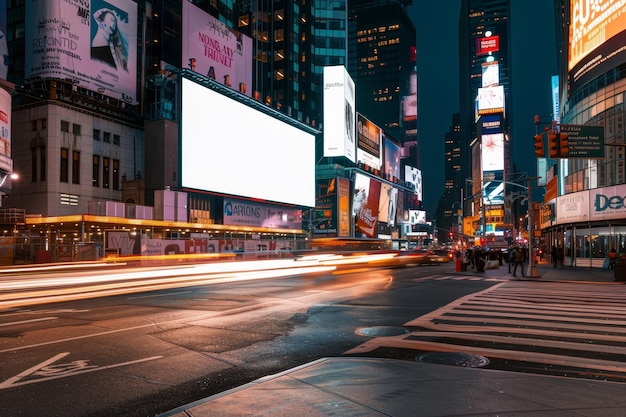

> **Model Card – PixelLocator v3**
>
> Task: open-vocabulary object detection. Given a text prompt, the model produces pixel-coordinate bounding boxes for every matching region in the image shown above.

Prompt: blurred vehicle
[429,249,453,263]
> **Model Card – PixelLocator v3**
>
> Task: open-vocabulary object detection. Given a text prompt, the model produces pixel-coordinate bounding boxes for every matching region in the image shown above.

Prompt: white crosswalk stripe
[346,281,626,380]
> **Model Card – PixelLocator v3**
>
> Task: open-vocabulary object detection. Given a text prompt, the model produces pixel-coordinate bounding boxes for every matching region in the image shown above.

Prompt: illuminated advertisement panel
[182,1,253,96]
[353,173,381,238]
[356,113,381,169]
[481,61,499,87]
[323,66,356,162]
[481,133,504,172]
[403,71,417,122]
[181,78,315,207]
[0,0,7,79]
[569,0,626,90]
[404,165,422,202]
[0,87,11,173]
[378,183,398,226]
[476,35,500,55]
[477,86,505,115]
[312,178,338,236]
[482,170,505,206]
[223,198,302,229]
[383,136,401,182]
[337,177,350,236]
[475,35,499,55]
[25,0,138,103]
[479,114,502,136]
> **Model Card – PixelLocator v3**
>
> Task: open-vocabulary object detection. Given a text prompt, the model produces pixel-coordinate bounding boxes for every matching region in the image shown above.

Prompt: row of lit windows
[92,155,120,190]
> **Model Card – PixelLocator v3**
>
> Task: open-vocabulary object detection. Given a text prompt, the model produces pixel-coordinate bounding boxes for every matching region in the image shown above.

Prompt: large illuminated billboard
[323,66,356,162]
[25,0,138,103]
[182,1,253,97]
[477,86,505,115]
[353,173,380,238]
[383,136,401,182]
[378,183,398,227]
[475,35,499,55]
[356,113,381,169]
[569,0,626,89]
[481,133,504,172]
[0,86,10,173]
[405,165,422,202]
[481,62,499,87]
[181,78,315,207]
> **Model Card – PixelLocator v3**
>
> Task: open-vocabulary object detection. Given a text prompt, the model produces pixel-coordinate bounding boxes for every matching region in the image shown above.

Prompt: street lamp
[526,176,541,278]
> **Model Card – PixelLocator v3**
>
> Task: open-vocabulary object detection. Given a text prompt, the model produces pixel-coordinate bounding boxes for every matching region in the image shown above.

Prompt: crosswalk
[346,281,626,381]
[412,274,509,282]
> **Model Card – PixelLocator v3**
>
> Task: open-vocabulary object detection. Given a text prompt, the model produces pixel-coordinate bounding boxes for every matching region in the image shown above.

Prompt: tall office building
[458,0,513,246]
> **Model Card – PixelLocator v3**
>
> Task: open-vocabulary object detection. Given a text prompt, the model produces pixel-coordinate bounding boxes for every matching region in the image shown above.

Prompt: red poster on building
[357,178,381,237]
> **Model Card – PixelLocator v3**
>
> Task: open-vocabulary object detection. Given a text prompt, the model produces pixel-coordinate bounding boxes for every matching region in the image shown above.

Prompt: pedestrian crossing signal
[533,134,545,158]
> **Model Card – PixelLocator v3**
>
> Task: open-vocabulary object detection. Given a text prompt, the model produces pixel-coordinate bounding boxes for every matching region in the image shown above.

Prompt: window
[92,155,100,187]
[72,150,80,184]
[61,120,69,132]
[72,124,81,135]
[60,148,69,182]
[103,132,110,143]
[113,159,120,190]
[31,148,37,181]
[113,134,120,145]
[41,118,47,129]
[93,128,100,141]
[31,120,37,131]
[103,157,110,188]
[40,146,46,181]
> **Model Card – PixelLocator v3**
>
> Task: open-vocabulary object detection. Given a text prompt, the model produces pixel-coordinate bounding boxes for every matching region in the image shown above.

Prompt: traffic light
[548,132,558,158]
[558,133,569,157]
[533,134,545,158]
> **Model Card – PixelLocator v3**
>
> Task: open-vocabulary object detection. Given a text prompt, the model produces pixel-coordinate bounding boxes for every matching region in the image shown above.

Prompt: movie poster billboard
[356,113,381,169]
[25,0,138,103]
[182,1,253,97]
[0,87,11,174]
[353,173,381,238]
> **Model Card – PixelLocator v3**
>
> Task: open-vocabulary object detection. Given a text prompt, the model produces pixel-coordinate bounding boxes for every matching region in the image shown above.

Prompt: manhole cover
[416,352,490,368]
[355,326,410,337]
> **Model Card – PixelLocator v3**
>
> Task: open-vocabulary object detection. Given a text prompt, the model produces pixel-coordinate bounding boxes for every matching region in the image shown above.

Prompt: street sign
[560,125,604,158]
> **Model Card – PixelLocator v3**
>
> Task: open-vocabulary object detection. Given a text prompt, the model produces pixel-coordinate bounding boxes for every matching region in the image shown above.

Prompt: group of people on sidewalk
[462,245,529,277]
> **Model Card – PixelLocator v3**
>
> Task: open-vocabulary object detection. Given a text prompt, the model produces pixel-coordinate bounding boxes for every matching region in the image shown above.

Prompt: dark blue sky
[409,1,557,216]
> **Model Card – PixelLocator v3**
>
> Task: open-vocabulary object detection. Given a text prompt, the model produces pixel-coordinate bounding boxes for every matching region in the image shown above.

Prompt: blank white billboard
[181,78,315,207]
[323,66,356,162]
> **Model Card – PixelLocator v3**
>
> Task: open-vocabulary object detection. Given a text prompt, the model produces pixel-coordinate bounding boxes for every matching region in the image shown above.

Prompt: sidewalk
[157,262,625,417]
[456,258,620,282]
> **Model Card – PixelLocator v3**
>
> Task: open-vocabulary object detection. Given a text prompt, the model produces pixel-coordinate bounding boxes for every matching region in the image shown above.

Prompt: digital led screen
[25,0,138,103]
[353,173,380,238]
[569,0,626,89]
[0,87,11,174]
[475,35,499,55]
[182,1,253,96]
[481,133,504,172]
[181,78,315,207]
[481,62,499,87]
[405,166,422,202]
[383,136,401,182]
[323,66,356,162]
[477,86,505,115]
[356,113,381,169]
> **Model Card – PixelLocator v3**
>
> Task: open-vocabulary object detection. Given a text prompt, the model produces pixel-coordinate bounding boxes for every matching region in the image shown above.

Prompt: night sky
[409,1,557,217]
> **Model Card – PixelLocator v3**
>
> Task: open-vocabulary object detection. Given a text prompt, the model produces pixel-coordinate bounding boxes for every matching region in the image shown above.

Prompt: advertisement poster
[354,173,381,238]
[356,113,381,169]
[182,1,252,96]
[314,178,338,236]
[223,198,302,229]
[25,0,138,103]
[0,87,11,174]
[337,177,351,237]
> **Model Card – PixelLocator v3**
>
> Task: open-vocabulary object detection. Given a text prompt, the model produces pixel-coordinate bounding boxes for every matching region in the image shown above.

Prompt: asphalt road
[0,263,488,417]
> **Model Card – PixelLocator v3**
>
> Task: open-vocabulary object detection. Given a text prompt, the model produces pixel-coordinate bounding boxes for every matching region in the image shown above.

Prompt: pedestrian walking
[508,246,516,273]
[550,246,558,268]
[513,246,525,277]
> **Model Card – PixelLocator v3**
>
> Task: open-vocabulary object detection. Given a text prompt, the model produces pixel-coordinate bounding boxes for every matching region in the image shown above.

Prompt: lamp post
[526,176,541,278]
